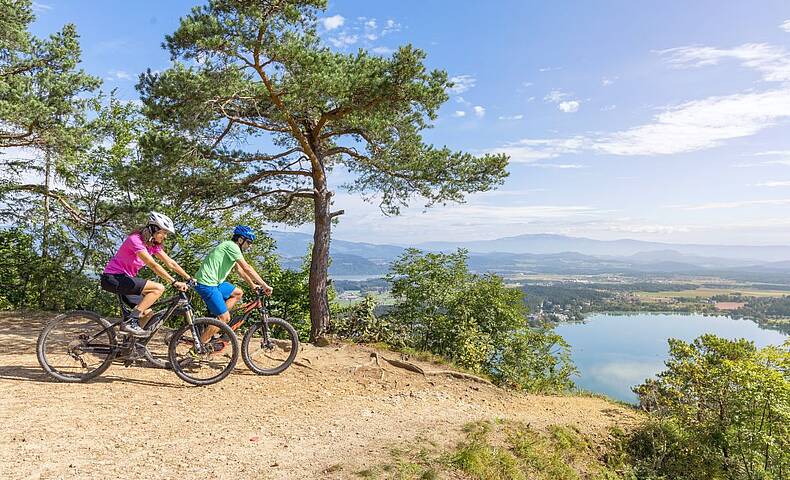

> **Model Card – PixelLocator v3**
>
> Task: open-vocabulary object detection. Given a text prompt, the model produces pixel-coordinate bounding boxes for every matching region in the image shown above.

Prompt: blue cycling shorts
[194,281,236,316]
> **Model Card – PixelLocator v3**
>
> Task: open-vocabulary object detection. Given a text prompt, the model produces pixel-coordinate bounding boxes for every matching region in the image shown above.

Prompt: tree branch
[207,188,315,212]
[219,147,303,164]
[240,168,313,185]
[7,184,86,223]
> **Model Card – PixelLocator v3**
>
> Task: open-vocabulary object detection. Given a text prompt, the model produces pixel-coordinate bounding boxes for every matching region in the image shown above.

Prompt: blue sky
[29,1,790,246]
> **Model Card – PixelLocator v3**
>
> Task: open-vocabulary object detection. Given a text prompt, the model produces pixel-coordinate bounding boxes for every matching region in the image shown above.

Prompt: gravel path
[0,311,640,479]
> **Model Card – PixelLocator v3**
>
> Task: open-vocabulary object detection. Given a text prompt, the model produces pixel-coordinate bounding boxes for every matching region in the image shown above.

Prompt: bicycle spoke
[242,318,298,375]
[38,312,116,381]
[169,318,239,385]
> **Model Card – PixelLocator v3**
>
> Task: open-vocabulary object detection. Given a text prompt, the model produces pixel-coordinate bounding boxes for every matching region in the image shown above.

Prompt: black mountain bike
[218,288,299,375]
[36,284,239,386]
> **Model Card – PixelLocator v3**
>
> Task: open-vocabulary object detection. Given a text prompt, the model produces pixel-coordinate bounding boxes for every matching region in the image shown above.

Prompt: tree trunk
[40,150,51,308]
[308,187,332,343]
[42,150,51,258]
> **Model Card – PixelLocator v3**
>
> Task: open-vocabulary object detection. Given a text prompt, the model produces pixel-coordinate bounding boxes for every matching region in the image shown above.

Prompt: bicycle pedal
[123,359,135,367]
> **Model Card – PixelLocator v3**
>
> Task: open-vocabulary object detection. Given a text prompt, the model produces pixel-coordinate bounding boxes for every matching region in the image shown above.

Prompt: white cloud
[107,70,132,81]
[522,82,533,88]
[545,89,581,112]
[594,89,790,155]
[781,20,790,33]
[370,46,394,56]
[544,90,570,103]
[322,15,345,30]
[490,137,588,163]
[754,150,790,156]
[473,106,486,118]
[32,2,52,12]
[601,76,618,86]
[499,87,790,158]
[328,33,358,48]
[526,163,584,169]
[755,181,790,187]
[539,66,561,72]
[601,105,617,111]
[604,223,691,235]
[669,199,790,210]
[455,96,471,106]
[498,114,524,120]
[661,43,790,82]
[558,100,580,113]
[382,19,401,35]
[453,111,466,117]
[448,75,476,94]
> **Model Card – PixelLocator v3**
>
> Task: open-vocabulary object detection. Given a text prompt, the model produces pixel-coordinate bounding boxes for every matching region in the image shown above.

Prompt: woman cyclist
[100,212,193,336]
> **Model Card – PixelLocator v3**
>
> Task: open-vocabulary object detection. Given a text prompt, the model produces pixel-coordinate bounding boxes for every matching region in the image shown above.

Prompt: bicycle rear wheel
[242,318,299,375]
[168,317,239,386]
[37,311,117,382]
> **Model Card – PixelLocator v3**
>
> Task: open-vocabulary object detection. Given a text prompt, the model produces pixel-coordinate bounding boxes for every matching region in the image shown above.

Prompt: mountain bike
[36,283,239,386]
[215,288,299,375]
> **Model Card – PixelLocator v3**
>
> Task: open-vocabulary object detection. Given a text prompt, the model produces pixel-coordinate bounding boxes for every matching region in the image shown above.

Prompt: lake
[555,313,788,403]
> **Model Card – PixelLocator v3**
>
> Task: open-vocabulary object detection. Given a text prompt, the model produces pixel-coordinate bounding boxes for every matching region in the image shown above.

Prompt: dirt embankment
[0,311,641,479]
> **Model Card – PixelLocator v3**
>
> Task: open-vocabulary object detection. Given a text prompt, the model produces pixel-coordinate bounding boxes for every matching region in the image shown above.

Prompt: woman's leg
[134,281,165,314]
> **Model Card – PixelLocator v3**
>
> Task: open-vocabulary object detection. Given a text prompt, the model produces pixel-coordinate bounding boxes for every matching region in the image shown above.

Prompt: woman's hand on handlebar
[258,284,273,297]
[173,281,188,292]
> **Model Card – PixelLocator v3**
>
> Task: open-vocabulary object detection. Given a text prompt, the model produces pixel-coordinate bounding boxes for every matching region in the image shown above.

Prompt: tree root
[368,352,492,385]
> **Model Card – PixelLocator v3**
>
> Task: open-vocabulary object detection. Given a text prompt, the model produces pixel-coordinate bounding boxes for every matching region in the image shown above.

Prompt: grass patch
[355,419,634,479]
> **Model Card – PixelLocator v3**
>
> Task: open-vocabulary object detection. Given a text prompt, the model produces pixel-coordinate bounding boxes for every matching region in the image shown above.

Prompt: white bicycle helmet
[148,211,175,234]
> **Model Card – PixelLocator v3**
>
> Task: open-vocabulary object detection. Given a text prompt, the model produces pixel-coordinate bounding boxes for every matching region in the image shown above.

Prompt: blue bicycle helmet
[233,225,256,241]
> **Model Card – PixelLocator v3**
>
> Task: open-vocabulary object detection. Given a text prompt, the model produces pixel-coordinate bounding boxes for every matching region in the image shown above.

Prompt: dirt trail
[0,311,640,479]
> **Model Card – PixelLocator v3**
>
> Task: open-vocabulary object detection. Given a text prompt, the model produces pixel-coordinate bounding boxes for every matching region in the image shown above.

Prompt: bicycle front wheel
[242,317,299,375]
[36,311,117,382]
[168,317,239,386]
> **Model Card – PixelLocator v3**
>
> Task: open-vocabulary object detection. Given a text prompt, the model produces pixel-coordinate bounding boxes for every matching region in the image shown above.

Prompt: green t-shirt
[195,240,243,286]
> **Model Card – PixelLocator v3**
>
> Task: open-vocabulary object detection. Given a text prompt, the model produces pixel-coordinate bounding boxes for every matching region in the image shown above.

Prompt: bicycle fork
[184,307,207,353]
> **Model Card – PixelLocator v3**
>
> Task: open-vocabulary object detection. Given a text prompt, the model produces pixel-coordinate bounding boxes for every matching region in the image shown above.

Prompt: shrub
[630,335,790,479]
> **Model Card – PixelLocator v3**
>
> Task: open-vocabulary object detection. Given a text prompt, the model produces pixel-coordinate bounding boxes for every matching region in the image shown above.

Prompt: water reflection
[555,313,788,403]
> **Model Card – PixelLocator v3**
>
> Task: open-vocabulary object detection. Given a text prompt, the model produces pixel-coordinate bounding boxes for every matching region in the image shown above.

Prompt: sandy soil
[0,311,640,479]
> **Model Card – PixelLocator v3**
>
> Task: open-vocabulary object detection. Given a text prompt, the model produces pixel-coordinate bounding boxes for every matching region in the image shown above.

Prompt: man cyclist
[193,225,273,344]
[100,212,192,336]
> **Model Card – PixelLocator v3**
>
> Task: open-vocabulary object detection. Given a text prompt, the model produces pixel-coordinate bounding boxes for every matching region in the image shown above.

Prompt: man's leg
[196,284,230,344]
[225,286,243,312]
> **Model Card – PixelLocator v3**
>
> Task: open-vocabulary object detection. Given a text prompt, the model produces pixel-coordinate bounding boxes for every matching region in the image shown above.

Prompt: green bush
[371,248,576,393]
[493,328,576,393]
[331,294,404,346]
[630,335,790,479]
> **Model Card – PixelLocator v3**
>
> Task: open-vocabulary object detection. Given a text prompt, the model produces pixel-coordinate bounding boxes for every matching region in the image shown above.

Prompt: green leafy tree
[385,248,575,392]
[0,0,100,151]
[632,335,790,479]
[138,0,509,341]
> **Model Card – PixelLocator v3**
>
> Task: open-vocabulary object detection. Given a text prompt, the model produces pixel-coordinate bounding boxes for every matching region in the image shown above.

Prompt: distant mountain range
[417,234,790,263]
[268,231,790,280]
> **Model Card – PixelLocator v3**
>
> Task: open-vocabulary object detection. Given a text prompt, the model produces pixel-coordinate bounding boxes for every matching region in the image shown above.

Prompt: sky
[28,1,790,246]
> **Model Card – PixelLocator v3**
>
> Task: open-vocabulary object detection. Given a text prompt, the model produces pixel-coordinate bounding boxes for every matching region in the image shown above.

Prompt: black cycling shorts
[100,273,148,296]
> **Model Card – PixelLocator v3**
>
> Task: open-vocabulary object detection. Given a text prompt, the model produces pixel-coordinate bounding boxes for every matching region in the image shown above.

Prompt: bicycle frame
[84,289,205,356]
[228,290,271,332]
